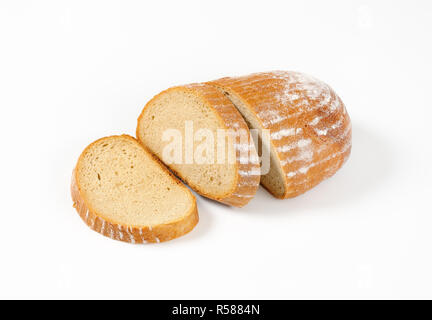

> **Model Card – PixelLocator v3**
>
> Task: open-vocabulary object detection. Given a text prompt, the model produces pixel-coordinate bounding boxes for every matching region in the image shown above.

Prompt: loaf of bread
[136,83,260,207]
[71,135,198,243]
[208,71,352,198]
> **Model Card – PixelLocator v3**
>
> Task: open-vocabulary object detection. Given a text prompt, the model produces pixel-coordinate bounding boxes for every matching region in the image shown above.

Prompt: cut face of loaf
[136,84,260,207]
[208,71,352,198]
[71,135,198,243]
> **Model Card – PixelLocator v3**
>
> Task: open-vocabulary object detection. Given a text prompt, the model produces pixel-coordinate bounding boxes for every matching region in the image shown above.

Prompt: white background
[0,0,431,299]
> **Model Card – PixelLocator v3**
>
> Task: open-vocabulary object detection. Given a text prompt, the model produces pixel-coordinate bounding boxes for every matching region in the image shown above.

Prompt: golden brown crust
[71,135,199,244]
[136,84,260,207]
[208,71,352,198]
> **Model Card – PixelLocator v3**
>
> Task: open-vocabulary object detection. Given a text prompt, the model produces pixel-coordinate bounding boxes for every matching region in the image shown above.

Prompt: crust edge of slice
[207,82,288,199]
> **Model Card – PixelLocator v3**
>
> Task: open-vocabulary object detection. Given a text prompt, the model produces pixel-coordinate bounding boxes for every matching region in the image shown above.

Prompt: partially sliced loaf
[71,135,198,243]
[208,71,352,198]
[136,83,260,207]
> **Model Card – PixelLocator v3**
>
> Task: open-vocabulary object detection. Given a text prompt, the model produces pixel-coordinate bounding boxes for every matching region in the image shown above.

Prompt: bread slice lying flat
[136,83,260,207]
[208,71,352,198]
[71,135,198,243]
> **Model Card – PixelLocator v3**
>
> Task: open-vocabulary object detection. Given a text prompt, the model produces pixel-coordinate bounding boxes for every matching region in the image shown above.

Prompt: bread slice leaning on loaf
[136,83,260,207]
[208,71,352,198]
[71,135,198,243]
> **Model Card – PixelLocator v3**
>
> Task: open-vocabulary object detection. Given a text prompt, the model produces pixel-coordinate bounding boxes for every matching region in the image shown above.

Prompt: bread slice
[136,83,260,207]
[71,135,198,243]
[208,71,352,198]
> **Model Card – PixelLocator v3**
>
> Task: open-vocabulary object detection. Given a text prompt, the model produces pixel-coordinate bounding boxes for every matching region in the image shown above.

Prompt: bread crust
[137,84,260,207]
[208,71,352,198]
[71,135,198,244]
